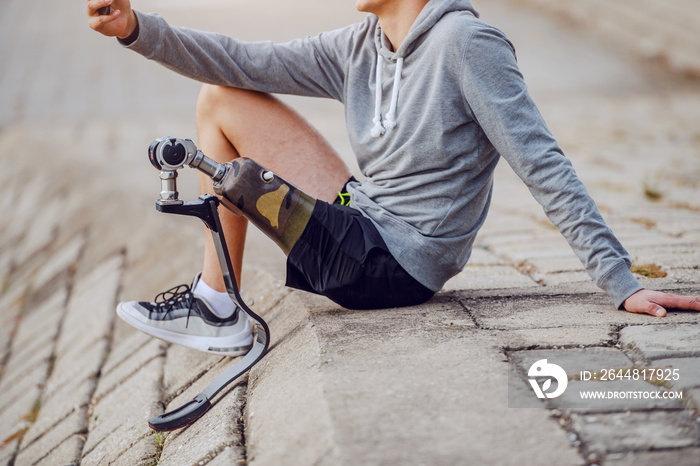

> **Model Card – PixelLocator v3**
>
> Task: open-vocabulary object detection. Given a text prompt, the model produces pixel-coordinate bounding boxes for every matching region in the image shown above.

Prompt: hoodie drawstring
[371,56,404,138]
[384,57,403,129]
[371,55,385,138]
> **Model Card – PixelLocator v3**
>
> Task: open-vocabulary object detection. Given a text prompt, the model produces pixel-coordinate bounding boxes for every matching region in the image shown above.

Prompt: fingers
[623,290,659,317]
[87,0,120,31]
[656,292,700,312]
[646,302,666,317]
[87,0,113,17]
[634,293,666,317]
[88,11,122,33]
[623,290,700,318]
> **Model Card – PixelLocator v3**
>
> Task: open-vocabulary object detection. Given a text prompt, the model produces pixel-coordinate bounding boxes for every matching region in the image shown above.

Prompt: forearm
[121,11,346,99]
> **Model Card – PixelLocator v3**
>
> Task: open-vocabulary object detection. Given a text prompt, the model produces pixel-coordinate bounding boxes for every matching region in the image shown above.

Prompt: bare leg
[196,85,352,292]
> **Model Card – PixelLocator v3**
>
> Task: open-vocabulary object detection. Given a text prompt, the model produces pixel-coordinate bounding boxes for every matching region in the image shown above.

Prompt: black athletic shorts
[285,178,435,310]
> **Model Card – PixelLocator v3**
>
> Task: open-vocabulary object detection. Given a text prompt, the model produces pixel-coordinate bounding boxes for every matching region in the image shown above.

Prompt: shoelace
[154,283,195,328]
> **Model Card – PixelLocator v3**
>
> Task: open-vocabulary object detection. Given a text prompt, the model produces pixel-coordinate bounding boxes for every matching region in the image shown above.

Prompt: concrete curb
[240,278,700,465]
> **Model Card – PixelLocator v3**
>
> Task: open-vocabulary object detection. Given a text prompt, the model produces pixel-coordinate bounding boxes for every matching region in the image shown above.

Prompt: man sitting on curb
[87,0,700,355]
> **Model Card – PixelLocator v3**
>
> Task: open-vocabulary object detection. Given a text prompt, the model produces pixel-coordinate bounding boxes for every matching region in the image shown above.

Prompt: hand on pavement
[622,289,700,317]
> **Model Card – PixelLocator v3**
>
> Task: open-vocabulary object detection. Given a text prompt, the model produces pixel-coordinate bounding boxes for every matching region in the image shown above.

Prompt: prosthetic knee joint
[149,137,316,254]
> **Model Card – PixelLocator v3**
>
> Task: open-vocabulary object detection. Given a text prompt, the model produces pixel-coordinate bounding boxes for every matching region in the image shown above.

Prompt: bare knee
[196,85,256,158]
[197,84,275,118]
[196,85,278,149]
[197,84,239,124]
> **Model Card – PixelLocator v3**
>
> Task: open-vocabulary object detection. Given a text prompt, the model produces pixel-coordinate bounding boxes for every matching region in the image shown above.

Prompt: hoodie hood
[369,0,479,137]
[374,0,480,59]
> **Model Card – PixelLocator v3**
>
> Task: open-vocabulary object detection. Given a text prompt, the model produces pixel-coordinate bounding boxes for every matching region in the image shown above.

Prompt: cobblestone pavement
[0,0,699,465]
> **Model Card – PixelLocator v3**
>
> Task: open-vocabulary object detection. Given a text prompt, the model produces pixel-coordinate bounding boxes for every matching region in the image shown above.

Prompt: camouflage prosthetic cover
[214,158,316,255]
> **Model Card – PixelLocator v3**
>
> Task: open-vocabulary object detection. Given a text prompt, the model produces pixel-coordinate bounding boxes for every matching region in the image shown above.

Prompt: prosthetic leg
[145,137,317,431]
[150,136,317,254]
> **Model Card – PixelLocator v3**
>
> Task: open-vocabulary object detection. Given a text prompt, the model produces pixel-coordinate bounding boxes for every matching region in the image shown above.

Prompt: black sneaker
[116,276,253,356]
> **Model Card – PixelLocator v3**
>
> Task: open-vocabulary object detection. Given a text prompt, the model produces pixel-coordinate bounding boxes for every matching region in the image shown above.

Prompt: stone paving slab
[0,289,25,375]
[474,227,544,247]
[9,242,64,291]
[603,448,700,466]
[667,268,700,285]
[460,287,700,330]
[22,343,108,446]
[0,251,14,292]
[31,434,83,466]
[55,255,123,357]
[0,441,18,466]
[613,234,691,251]
[510,347,635,380]
[649,357,700,391]
[316,295,476,339]
[14,410,84,466]
[41,337,107,403]
[159,375,246,466]
[499,326,615,349]
[0,289,65,447]
[495,246,579,264]
[311,314,582,466]
[463,246,506,266]
[631,247,700,270]
[104,434,160,466]
[100,330,152,376]
[206,445,247,466]
[0,364,46,421]
[688,388,700,411]
[0,383,41,451]
[443,265,538,291]
[94,337,165,402]
[540,271,596,287]
[9,256,124,463]
[0,183,49,257]
[162,344,226,402]
[82,357,164,465]
[484,230,570,248]
[570,411,700,455]
[525,256,587,274]
[620,323,700,359]
[13,196,63,268]
[0,288,66,388]
[28,232,85,294]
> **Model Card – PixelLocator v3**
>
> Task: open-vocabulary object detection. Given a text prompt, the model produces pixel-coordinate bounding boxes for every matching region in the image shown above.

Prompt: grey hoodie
[124,0,643,308]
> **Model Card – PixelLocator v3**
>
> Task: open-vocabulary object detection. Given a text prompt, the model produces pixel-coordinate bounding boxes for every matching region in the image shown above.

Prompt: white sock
[193,278,235,318]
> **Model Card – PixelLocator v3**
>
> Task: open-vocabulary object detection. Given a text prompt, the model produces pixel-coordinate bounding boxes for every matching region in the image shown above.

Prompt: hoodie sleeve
[122,11,359,101]
[459,26,643,309]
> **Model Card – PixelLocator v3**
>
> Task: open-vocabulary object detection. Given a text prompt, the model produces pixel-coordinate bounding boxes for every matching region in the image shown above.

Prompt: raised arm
[88,2,360,101]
